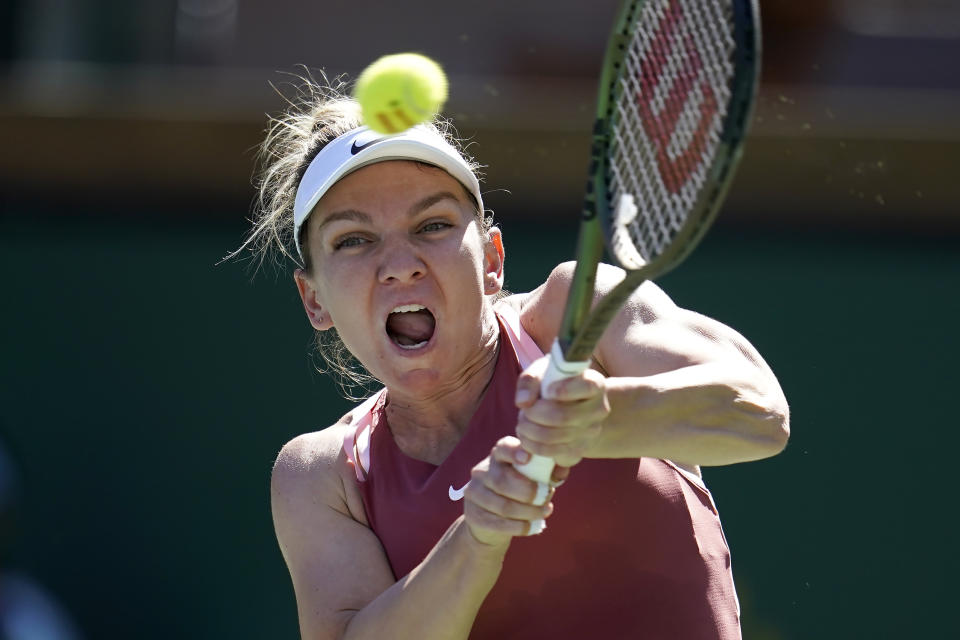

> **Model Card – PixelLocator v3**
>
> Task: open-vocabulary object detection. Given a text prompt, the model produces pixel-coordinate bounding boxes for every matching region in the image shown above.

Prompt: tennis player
[249,78,789,639]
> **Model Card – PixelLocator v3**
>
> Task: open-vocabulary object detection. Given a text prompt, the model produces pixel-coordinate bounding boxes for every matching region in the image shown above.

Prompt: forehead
[317,160,469,211]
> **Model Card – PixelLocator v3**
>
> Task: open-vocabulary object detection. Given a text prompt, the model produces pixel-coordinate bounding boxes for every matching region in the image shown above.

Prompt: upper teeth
[391,304,425,314]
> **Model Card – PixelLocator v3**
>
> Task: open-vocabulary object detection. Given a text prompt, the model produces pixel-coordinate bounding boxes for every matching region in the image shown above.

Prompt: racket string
[613,84,665,257]
[615,43,673,257]
[607,0,735,266]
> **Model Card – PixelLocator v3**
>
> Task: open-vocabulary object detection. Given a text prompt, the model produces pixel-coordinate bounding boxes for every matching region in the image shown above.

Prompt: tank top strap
[342,388,387,482]
[493,301,544,369]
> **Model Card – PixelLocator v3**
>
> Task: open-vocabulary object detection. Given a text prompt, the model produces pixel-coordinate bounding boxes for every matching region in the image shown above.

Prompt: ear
[482,227,505,295]
[294,269,334,331]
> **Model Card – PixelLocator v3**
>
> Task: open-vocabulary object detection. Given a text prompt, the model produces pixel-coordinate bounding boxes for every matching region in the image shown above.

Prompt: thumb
[515,355,550,408]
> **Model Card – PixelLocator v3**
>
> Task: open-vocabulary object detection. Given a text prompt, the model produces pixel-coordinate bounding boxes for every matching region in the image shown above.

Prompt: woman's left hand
[513,356,611,468]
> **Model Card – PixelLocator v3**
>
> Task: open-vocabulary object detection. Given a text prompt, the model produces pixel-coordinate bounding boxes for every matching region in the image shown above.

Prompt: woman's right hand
[462,436,558,547]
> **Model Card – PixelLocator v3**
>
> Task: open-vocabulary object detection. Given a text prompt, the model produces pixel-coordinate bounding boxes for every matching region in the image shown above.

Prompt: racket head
[594,0,761,278]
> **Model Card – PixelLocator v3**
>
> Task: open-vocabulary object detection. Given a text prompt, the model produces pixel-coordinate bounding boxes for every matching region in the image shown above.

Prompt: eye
[419,220,453,234]
[333,234,370,250]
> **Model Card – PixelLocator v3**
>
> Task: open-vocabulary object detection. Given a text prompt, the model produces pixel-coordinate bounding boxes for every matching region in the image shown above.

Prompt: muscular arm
[518,262,790,469]
[272,427,548,640]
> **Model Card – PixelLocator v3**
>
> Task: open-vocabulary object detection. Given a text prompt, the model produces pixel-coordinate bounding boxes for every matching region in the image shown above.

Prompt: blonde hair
[237,71,494,399]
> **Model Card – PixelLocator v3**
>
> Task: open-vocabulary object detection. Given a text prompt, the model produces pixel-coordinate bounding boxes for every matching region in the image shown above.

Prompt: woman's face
[296,160,503,395]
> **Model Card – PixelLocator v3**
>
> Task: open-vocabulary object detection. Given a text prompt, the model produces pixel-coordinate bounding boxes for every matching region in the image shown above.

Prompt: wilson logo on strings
[637,0,720,194]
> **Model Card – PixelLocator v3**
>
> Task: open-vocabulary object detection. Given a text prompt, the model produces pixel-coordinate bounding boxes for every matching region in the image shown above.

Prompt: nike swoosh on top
[448,483,468,501]
[351,137,386,155]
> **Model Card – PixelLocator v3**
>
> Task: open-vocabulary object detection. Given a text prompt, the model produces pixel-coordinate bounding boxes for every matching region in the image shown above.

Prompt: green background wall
[1,213,956,637]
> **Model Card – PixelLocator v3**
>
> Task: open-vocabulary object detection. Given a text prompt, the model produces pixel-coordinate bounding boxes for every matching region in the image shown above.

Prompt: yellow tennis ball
[354,53,448,134]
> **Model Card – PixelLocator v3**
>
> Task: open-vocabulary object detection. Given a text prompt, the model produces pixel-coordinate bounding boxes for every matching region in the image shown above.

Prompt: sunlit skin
[294,161,509,460]
[262,73,791,633]
[279,160,788,640]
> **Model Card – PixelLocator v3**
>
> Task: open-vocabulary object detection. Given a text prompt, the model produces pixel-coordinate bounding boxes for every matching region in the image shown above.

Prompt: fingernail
[515,389,531,404]
[551,466,571,486]
[515,449,530,464]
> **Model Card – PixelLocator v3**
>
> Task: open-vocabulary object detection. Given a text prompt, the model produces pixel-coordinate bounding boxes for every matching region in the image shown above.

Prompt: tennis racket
[516,0,761,526]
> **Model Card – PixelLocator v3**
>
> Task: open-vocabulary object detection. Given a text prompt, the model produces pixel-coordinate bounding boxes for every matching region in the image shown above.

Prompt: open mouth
[385,304,436,350]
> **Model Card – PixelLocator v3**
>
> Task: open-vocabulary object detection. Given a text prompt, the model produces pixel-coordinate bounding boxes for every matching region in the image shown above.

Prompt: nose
[377,235,426,285]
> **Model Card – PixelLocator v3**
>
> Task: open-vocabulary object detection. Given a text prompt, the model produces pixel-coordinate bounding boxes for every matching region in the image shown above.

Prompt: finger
[465,479,554,523]
[476,454,555,505]
[464,500,553,539]
[519,400,609,436]
[490,435,534,466]
[551,465,571,486]
[516,416,579,446]
[521,396,608,428]
[515,356,549,408]
[514,377,540,409]
[513,433,592,467]
[545,370,606,401]
[463,501,530,540]
[517,440,582,462]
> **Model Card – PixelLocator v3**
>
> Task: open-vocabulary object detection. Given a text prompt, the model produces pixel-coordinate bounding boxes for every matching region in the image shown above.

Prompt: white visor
[292,125,484,261]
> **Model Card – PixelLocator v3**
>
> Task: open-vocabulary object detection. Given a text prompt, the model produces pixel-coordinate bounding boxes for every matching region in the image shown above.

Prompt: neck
[385,320,501,465]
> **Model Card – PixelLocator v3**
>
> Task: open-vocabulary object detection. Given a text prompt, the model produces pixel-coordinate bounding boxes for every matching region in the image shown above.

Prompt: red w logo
[637,1,719,194]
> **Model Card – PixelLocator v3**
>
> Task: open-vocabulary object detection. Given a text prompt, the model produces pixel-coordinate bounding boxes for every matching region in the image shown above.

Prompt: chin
[385,367,447,396]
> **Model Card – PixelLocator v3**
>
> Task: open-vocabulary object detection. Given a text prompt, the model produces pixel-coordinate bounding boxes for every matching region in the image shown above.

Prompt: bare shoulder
[271,417,364,523]
[271,416,395,637]
[273,423,345,476]
[515,261,776,378]
[516,261,677,354]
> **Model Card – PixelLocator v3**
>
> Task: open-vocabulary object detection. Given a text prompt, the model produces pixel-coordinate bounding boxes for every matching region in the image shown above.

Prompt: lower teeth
[397,340,428,350]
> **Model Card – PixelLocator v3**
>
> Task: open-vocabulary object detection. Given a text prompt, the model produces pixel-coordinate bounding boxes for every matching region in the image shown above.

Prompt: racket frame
[517,0,762,508]
[558,0,761,365]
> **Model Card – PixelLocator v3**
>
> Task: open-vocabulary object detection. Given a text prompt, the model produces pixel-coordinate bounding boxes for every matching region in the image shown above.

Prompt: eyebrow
[315,209,372,232]
[408,191,463,217]
[316,190,464,232]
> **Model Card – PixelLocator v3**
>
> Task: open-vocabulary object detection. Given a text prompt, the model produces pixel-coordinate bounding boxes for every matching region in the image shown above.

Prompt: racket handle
[515,339,591,534]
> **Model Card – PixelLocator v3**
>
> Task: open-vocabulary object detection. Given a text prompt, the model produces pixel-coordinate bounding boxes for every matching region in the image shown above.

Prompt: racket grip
[514,340,591,534]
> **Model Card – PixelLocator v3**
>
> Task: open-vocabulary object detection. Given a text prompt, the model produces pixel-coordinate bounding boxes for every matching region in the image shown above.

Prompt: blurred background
[1,0,957,638]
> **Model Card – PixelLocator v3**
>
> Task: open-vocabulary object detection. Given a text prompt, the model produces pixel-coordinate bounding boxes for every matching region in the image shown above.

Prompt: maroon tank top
[354,313,741,639]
